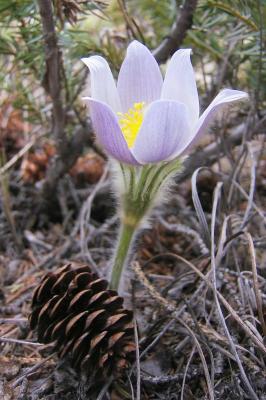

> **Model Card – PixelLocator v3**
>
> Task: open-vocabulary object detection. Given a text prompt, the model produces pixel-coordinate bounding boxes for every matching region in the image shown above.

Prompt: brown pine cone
[69,153,104,186]
[21,143,56,183]
[29,263,135,382]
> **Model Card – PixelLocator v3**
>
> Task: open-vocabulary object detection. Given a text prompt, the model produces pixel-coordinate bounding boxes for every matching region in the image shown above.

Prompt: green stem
[109,220,137,291]
[109,159,183,292]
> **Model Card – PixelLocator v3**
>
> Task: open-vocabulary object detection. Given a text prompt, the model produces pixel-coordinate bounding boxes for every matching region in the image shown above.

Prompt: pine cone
[69,153,104,186]
[29,263,135,382]
[21,143,56,183]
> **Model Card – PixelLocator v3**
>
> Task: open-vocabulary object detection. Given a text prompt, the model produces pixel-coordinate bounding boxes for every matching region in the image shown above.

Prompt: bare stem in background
[37,0,67,204]
[37,0,66,154]
[37,0,94,206]
[153,0,198,63]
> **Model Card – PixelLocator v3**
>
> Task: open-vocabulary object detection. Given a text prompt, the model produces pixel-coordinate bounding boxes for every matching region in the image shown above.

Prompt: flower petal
[83,98,139,165]
[117,41,163,112]
[182,89,249,153]
[81,56,121,112]
[131,100,191,164]
[161,49,199,126]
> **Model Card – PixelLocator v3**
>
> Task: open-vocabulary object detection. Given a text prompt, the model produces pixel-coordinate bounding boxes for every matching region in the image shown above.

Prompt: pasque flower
[82,40,247,165]
[81,41,248,292]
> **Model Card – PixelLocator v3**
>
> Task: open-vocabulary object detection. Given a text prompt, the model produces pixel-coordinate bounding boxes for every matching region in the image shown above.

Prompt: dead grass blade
[169,255,266,355]
[210,182,259,400]
[133,262,215,400]
[134,318,141,400]
[191,167,211,249]
[180,346,196,400]
[178,319,215,400]
[246,232,266,336]
[241,144,257,229]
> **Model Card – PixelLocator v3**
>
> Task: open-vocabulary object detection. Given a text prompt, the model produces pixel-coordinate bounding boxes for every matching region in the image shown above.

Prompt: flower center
[118,102,145,148]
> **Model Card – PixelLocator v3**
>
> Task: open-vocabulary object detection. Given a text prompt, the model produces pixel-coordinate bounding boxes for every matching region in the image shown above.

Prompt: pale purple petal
[131,100,191,164]
[161,49,199,127]
[81,56,121,112]
[181,89,249,154]
[83,98,139,165]
[117,41,163,112]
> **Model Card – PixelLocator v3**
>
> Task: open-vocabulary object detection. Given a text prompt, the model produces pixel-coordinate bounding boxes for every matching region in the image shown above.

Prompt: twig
[141,369,200,384]
[0,318,28,324]
[96,375,113,400]
[17,378,28,400]
[139,319,175,360]
[0,129,43,176]
[158,217,209,255]
[12,354,55,388]
[117,0,144,42]
[153,0,198,64]
[0,337,42,346]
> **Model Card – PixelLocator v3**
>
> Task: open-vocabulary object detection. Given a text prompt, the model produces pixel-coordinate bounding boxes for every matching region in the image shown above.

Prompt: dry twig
[153,0,198,63]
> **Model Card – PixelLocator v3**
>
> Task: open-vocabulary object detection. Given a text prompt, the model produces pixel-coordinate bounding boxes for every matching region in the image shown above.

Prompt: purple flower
[82,41,248,165]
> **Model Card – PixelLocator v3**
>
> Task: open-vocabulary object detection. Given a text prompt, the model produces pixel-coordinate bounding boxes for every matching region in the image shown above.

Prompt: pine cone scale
[37,295,60,329]
[69,289,92,311]
[102,295,124,310]
[73,272,92,288]
[65,311,88,338]
[88,278,108,292]
[49,314,74,343]
[89,291,110,307]
[32,274,57,304]
[51,270,76,293]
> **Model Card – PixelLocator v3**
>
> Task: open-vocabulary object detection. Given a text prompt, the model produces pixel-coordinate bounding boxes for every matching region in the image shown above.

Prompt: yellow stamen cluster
[118,102,145,148]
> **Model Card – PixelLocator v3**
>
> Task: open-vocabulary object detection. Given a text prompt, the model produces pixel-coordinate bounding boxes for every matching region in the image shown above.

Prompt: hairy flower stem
[109,219,138,291]
[109,159,183,291]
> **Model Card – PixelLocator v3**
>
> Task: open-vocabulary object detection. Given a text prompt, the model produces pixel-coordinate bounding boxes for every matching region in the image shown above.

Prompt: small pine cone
[29,263,135,382]
[21,143,56,183]
[70,154,104,186]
